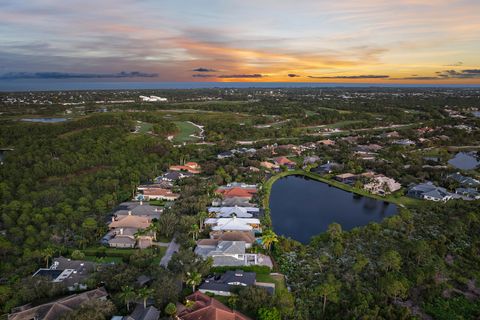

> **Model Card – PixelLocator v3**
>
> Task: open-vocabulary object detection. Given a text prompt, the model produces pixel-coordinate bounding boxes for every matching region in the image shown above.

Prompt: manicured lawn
[83,255,123,264]
[136,121,153,133]
[173,121,201,143]
[255,273,287,291]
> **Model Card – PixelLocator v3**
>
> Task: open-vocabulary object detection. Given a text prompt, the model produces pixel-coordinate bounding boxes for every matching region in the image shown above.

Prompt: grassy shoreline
[262,169,421,211]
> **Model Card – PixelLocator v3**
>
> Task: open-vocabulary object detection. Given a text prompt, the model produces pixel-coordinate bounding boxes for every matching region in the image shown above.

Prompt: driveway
[159,238,179,267]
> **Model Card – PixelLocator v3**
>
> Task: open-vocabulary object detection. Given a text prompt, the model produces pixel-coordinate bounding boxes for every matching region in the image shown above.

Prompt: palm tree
[261,229,278,251]
[197,211,208,231]
[186,271,202,292]
[42,247,55,268]
[119,285,136,312]
[189,224,200,240]
[137,287,154,308]
[145,223,158,241]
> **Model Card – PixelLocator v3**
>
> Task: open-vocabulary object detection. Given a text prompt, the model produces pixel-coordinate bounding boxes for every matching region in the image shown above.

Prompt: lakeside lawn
[173,121,201,143]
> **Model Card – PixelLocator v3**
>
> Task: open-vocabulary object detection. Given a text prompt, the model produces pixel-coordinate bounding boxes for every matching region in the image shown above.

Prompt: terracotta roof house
[317,139,336,146]
[215,188,257,200]
[109,214,151,229]
[177,291,251,320]
[335,173,358,184]
[8,287,108,320]
[139,187,180,201]
[169,162,201,174]
[260,161,279,170]
[274,156,296,168]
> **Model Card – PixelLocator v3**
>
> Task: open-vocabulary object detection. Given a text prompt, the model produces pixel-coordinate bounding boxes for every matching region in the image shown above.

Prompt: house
[199,270,256,296]
[335,173,357,184]
[136,187,180,201]
[177,291,251,320]
[208,206,259,218]
[218,151,235,159]
[215,185,258,200]
[393,139,416,146]
[32,257,96,291]
[205,217,261,233]
[8,287,108,320]
[313,161,341,174]
[407,182,452,202]
[156,171,193,182]
[195,241,258,266]
[274,156,296,169]
[208,231,256,248]
[169,162,201,174]
[455,188,480,200]
[107,214,155,249]
[303,156,321,166]
[113,202,161,219]
[260,161,279,170]
[447,172,480,187]
[317,139,335,146]
[122,304,160,320]
[363,174,402,195]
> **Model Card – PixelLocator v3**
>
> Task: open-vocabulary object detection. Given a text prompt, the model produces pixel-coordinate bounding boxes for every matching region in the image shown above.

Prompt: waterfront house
[407,182,452,202]
[205,216,261,233]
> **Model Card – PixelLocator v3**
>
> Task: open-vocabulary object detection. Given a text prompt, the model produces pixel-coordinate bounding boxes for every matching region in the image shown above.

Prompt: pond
[21,118,68,123]
[269,175,398,244]
[448,152,479,170]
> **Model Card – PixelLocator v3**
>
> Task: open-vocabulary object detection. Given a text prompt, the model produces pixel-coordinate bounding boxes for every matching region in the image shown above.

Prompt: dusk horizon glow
[1,0,480,84]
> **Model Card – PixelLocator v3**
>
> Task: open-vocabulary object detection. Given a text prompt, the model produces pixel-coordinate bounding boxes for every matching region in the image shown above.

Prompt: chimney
[120,228,123,235]
[111,216,115,222]
[140,201,143,206]
[128,210,132,215]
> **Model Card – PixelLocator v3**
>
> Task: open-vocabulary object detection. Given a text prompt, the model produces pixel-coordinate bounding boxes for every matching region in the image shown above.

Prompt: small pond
[21,118,68,123]
[448,152,479,170]
[269,175,398,244]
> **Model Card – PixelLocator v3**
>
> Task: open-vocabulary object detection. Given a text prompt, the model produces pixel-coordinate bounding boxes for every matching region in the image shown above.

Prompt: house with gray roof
[208,206,259,218]
[195,241,258,266]
[32,257,96,291]
[447,172,480,187]
[123,304,160,320]
[407,182,453,202]
[199,270,256,296]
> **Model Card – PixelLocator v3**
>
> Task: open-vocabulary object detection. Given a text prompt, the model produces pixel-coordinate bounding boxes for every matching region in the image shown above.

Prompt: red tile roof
[215,187,257,199]
[179,291,251,320]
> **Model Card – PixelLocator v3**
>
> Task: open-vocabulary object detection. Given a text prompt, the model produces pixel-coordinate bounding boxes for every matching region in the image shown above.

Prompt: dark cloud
[0,71,158,79]
[391,76,441,80]
[192,74,216,78]
[217,74,263,78]
[288,73,300,77]
[192,67,217,72]
[308,75,390,79]
[444,61,463,67]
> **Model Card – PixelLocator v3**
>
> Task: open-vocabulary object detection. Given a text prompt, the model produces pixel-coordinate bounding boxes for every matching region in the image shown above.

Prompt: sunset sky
[1,0,480,83]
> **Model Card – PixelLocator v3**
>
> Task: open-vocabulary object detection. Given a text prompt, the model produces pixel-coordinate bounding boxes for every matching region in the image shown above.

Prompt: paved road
[159,238,179,267]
